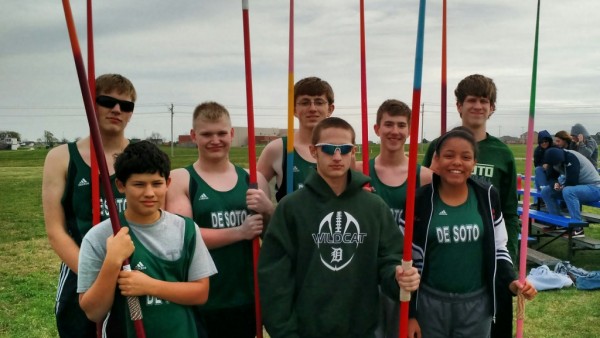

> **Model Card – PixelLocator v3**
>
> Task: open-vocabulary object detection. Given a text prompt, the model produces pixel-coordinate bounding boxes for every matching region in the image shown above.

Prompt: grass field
[0,144,599,338]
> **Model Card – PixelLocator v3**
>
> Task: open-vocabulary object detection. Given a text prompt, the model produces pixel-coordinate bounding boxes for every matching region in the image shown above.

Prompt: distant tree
[593,132,600,143]
[146,132,164,145]
[422,138,429,144]
[0,130,21,141]
[44,130,58,148]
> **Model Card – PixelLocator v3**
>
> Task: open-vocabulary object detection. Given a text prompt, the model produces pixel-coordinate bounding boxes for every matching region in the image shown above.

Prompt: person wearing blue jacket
[533,130,554,204]
[541,147,600,237]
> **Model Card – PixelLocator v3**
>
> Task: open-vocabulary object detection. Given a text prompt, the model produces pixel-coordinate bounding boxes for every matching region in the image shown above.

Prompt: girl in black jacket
[405,127,537,338]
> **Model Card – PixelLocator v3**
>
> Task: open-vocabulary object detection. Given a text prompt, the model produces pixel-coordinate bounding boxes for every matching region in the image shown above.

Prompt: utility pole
[169,103,174,157]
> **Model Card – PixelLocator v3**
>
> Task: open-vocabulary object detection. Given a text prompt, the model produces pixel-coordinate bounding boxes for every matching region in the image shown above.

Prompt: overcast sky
[2,1,599,143]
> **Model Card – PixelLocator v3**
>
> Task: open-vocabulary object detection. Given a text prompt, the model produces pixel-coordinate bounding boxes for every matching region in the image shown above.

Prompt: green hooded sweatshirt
[258,169,404,338]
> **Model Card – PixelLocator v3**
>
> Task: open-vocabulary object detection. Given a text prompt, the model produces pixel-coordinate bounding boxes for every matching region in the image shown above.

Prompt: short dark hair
[295,77,334,104]
[376,99,411,125]
[311,117,355,145]
[454,74,496,106]
[435,126,479,160]
[114,141,171,184]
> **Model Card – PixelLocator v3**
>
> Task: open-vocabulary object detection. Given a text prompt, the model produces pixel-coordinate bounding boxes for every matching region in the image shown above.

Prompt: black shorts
[196,304,256,338]
[55,300,96,338]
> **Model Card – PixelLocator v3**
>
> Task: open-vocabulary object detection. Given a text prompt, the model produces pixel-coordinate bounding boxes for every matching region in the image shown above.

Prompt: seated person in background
[570,123,598,168]
[541,147,600,237]
[554,130,573,150]
[533,130,553,204]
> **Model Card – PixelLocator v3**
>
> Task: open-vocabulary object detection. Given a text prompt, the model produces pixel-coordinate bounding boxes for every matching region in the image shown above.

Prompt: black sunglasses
[96,95,135,112]
[315,143,355,155]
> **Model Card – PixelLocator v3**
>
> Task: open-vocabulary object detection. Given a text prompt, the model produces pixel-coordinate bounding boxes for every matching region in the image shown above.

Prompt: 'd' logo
[311,211,367,271]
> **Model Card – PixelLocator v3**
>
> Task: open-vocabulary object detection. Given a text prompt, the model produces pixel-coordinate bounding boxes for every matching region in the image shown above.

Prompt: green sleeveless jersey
[369,158,422,226]
[62,142,126,244]
[186,165,254,311]
[57,142,126,304]
[425,186,485,293]
[105,213,198,338]
[275,136,317,201]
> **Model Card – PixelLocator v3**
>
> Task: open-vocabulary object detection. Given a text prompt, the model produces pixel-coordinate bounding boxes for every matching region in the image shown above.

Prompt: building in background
[0,138,19,150]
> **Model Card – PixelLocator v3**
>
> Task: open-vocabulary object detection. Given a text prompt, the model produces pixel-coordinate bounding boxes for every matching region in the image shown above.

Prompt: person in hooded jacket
[533,130,554,203]
[570,123,598,168]
[541,147,600,237]
[258,117,420,338]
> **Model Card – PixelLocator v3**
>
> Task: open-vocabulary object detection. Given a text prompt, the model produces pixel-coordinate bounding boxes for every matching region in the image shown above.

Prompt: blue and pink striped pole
[400,0,427,337]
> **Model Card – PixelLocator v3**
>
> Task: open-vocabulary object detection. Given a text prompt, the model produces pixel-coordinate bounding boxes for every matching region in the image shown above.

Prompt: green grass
[0,144,598,337]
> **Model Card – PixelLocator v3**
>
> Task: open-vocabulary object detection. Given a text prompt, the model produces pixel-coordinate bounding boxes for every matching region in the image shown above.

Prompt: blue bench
[517,188,600,222]
[518,207,588,228]
[518,207,588,260]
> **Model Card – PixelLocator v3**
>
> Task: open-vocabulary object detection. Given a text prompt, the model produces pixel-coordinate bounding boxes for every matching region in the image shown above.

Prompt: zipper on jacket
[415,181,436,312]
[488,185,498,321]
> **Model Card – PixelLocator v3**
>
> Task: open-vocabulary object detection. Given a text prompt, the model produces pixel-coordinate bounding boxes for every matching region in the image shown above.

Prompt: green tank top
[275,136,317,201]
[186,165,254,311]
[57,143,126,304]
[105,212,198,338]
[61,142,126,245]
[369,158,422,226]
[424,186,485,293]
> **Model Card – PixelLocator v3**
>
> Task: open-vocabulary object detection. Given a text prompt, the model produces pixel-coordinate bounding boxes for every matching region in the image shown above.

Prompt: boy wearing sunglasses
[166,101,273,338]
[258,76,335,201]
[259,117,420,338]
[42,73,136,337]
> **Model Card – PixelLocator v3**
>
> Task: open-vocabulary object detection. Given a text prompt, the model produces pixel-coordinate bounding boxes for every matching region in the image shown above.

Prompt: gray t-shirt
[554,150,600,187]
[78,210,217,293]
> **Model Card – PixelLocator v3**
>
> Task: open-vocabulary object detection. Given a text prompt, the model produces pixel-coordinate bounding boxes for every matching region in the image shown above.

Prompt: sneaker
[562,228,585,238]
[572,228,585,238]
